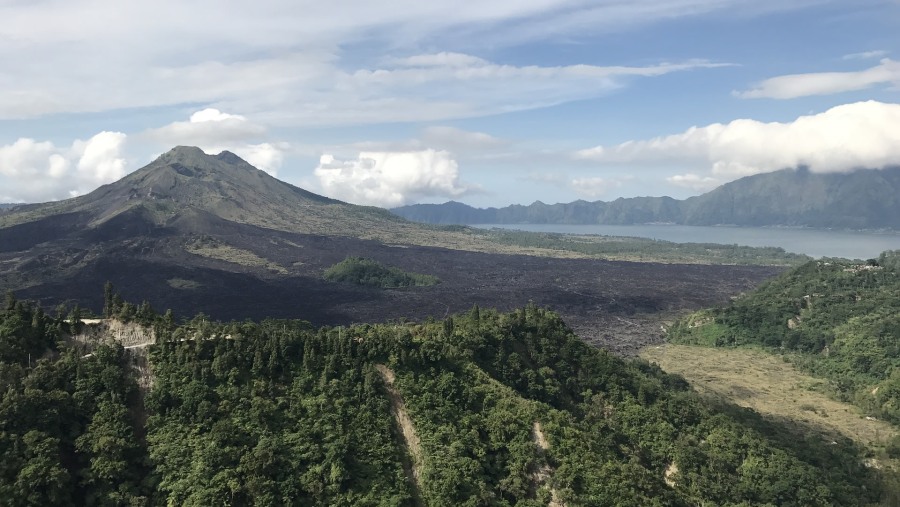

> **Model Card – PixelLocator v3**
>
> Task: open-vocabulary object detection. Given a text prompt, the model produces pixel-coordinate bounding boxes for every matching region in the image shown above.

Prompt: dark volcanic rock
[0,146,783,356]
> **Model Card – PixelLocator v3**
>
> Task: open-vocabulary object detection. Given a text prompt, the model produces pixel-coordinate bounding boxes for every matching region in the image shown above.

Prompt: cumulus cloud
[737,59,900,99]
[144,108,266,146]
[74,132,128,186]
[143,108,284,175]
[230,143,287,176]
[0,132,128,202]
[576,100,900,183]
[314,150,473,207]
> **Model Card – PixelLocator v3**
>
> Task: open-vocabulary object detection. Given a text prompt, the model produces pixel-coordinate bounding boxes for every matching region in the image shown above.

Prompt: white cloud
[143,108,284,175]
[144,108,266,145]
[189,108,246,122]
[313,126,524,166]
[74,132,128,186]
[0,0,740,126]
[230,143,287,176]
[843,50,889,60]
[314,150,473,207]
[388,52,490,68]
[420,126,507,153]
[577,101,900,183]
[0,132,128,202]
[666,173,720,192]
[737,58,900,99]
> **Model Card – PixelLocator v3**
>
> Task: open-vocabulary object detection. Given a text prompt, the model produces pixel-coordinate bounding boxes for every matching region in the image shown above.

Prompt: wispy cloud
[842,50,889,60]
[736,59,900,99]
[570,176,625,198]
[0,0,767,125]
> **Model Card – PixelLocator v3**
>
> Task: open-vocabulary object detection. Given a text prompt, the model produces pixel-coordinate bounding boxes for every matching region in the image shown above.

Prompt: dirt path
[531,421,565,507]
[376,364,425,507]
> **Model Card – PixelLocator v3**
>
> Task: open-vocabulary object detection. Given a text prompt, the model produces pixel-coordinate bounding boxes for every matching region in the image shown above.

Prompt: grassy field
[640,344,897,447]
[186,241,288,274]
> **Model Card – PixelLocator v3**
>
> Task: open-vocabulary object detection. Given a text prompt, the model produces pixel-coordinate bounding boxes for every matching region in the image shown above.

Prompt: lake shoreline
[472,223,900,259]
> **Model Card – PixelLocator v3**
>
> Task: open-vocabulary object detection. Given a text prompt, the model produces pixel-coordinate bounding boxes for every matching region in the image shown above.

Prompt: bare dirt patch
[641,344,898,446]
[664,462,679,488]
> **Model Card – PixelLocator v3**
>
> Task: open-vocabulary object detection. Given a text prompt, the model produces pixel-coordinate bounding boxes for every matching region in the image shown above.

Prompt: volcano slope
[0,147,783,355]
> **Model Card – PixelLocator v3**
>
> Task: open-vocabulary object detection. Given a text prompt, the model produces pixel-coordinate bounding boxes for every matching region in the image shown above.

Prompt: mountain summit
[0,146,498,320]
[1,146,357,233]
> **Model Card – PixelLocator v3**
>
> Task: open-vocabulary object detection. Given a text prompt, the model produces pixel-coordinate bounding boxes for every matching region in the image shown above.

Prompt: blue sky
[1,0,899,207]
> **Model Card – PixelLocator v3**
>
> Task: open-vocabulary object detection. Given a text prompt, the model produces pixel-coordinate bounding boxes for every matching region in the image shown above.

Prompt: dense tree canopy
[0,288,884,505]
[324,256,441,288]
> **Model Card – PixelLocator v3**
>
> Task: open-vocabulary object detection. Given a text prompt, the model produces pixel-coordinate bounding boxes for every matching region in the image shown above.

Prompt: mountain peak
[152,146,249,173]
[215,150,244,164]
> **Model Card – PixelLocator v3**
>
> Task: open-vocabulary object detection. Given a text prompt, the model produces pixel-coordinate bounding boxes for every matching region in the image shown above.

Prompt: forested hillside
[392,166,900,230]
[669,250,900,427]
[0,292,886,505]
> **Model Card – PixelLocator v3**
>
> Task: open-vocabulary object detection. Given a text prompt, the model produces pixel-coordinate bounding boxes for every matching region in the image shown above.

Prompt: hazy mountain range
[392,166,900,230]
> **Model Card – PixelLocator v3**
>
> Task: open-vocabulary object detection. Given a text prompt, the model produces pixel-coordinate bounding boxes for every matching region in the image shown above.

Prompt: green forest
[324,257,441,288]
[0,286,889,506]
[669,250,900,428]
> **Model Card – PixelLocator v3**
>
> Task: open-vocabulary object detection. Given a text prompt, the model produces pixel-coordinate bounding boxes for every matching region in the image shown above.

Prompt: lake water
[473,224,900,259]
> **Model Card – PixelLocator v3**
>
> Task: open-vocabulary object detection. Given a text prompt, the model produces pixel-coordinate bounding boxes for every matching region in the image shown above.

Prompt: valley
[2,146,898,504]
[2,224,781,355]
[0,147,787,356]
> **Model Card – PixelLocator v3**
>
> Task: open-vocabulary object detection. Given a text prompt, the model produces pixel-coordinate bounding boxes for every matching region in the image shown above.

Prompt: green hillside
[324,256,440,287]
[668,250,900,426]
[0,293,885,505]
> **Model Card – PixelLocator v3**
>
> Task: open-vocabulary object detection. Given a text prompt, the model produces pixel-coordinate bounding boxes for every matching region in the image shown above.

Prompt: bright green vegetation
[324,256,440,287]
[1,288,888,506]
[668,250,900,430]
[474,228,810,266]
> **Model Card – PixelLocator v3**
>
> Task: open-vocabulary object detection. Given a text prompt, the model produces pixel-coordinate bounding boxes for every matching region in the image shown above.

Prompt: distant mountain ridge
[392,166,900,230]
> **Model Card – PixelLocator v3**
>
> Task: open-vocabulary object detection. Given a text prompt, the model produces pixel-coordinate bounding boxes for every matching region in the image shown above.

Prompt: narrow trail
[531,421,565,507]
[375,364,426,507]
